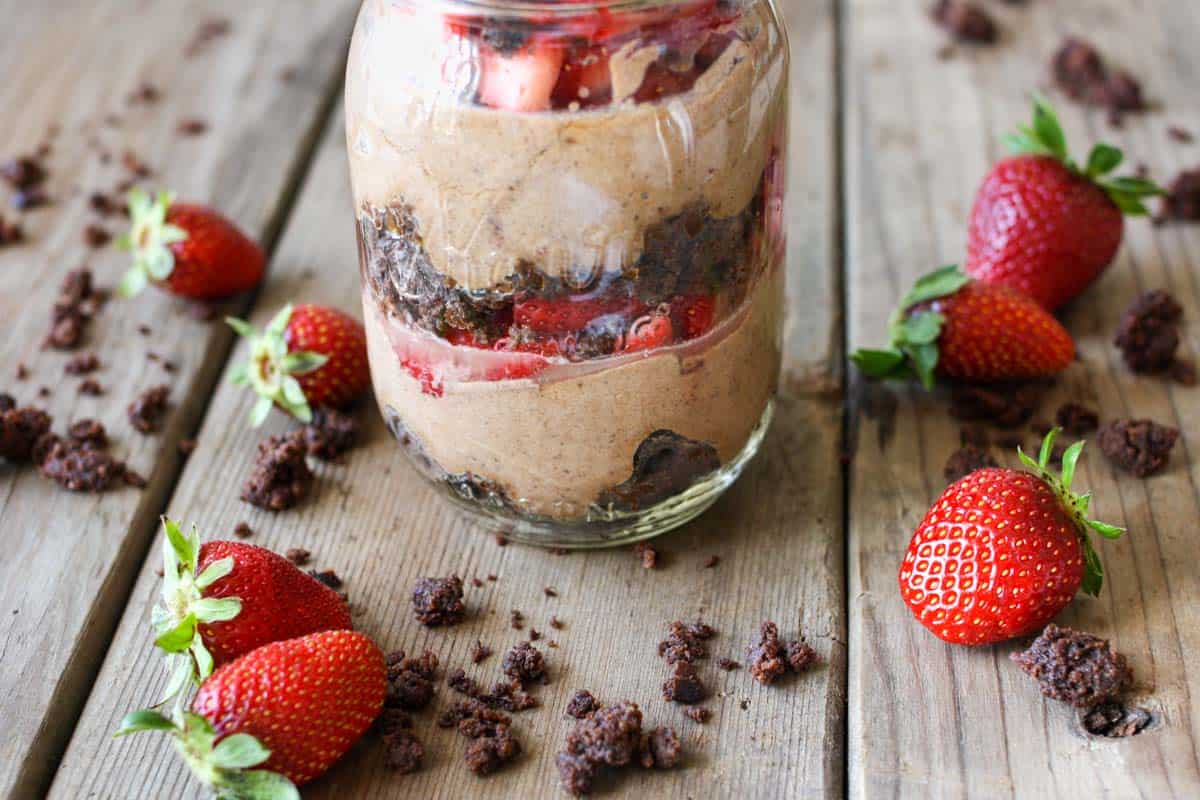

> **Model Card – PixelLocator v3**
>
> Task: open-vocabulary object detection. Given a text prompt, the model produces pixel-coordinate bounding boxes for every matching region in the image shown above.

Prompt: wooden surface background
[0,0,1195,798]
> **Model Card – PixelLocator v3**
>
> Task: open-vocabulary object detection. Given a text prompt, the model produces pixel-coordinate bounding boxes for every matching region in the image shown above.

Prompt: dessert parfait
[346,0,789,545]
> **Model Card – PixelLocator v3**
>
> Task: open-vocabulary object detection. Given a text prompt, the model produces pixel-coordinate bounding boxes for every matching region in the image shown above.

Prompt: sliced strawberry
[671,294,716,340]
[478,42,564,112]
[514,294,647,336]
[552,44,613,108]
[622,314,675,353]
[401,356,444,398]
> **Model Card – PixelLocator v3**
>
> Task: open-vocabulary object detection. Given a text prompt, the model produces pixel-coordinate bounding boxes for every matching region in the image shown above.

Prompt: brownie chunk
[127,385,170,433]
[1052,37,1145,117]
[657,620,716,665]
[640,726,682,769]
[634,542,658,569]
[943,445,998,483]
[1097,418,1179,477]
[1160,168,1200,223]
[949,382,1044,428]
[240,434,314,510]
[411,575,465,626]
[1055,403,1100,436]
[471,640,493,664]
[598,430,721,511]
[1082,701,1154,738]
[930,0,996,44]
[64,352,100,375]
[39,439,128,492]
[45,269,104,351]
[300,406,359,461]
[67,419,108,449]
[1,157,46,190]
[502,641,546,684]
[385,650,439,711]
[662,661,706,705]
[0,406,52,463]
[442,699,522,775]
[1012,624,1133,708]
[1114,290,1184,373]
[378,709,423,774]
[0,393,14,413]
[747,621,818,686]
[566,690,598,719]
[683,706,711,723]
[556,701,679,795]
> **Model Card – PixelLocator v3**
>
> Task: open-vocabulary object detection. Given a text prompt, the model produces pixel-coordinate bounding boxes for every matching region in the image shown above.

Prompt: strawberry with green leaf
[851,265,1075,388]
[153,519,351,702]
[116,189,265,300]
[227,303,369,426]
[900,429,1125,646]
[118,629,386,798]
[966,97,1162,310]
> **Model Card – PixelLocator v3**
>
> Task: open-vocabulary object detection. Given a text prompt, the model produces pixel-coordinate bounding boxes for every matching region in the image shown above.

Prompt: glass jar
[346,0,788,547]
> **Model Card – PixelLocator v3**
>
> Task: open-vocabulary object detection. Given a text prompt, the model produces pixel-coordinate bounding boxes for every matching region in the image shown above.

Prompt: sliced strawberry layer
[478,42,564,112]
[671,294,716,340]
[622,313,674,353]
[514,294,648,336]
[394,326,557,396]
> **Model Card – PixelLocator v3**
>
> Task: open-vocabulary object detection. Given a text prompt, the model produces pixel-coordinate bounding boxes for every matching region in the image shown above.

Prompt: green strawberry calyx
[116,709,299,800]
[227,304,328,426]
[1003,95,1163,216]
[116,188,190,298]
[849,264,970,390]
[1017,428,1126,597]
[152,518,242,704]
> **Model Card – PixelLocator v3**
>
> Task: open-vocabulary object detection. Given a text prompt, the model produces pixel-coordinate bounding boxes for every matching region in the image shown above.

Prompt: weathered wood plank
[49,0,845,796]
[0,2,359,798]
[845,0,1200,797]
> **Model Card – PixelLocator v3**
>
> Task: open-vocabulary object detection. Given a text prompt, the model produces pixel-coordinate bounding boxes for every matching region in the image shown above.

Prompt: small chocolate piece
[943,445,998,483]
[308,569,342,589]
[83,225,111,249]
[67,418,108,449]
[1011,624,1133,708]
[78,379,103,396]
[464,727,522,775]
[930,0,996,44]
[233,522,253,538]
[385,650,439,711]
[178,438,197,457]
[411,575,465,626]
[640,726,681,769]
[949,382,1044,428]
[556,702,677,795]
[510,609,524,630]
[177,118,208,136]
[1168,126,1194,144]
[785,640,818,673]
[1114,290,1184,373]
[382,728,424,774]
[0,406,53,463]
[747,621,817,686]
[1,157,46,190]
[240,433,314,510]
[658,620,716,665]
[127,385,170,433]
[634,542,658,569]
[1160,168,1200,223]
[543,586,558,597]
[683,706,711,723]
[549,615,564,630]
[662,661,706,705]
[1097,419,1179,477]
[39,439,128,492]
[1081,701,1154,738]
[598,430,721,511]
[718,657,741,671]
[502,642,546,685]
[299,406,359,461]
[1055,403,1100,436]
[285,548,311,566]
[64,352,100,375]
[566,690,598,719]
[471,640,493,664]
[1052,37,1145,118]
[703,555,720,569]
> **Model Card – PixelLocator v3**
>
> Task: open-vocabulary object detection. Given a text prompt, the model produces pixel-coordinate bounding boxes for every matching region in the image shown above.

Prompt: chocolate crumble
[1160,168,1200,223]
[308,569,342,589]
[1114,289,1184,373]
[0,405,53,463]
[471,640,493,664]
[566,690,598,719]
[1097,418,1179,477]
[502,642,546,685]
[1081,701,1154,738]
[930,0,997,44]
[67,418,108,449]
[127,385,170,433]
[64,352,100,375]
[285,547,311,566]
[411,575,465,626]
[39,439,129,492]
[1052,37,1146,121]
[747,621,818,686]
[78,379,103,396]
[1055,403,1100,436]
[683,706,711,723]
[299,406,359,461]
[240,433,314,510]
[662,661,706,705]
[634,542,658,569]
[949,382,1044,428]
[943,445,998,483]
[1012,624,1133,708]
[385,649,439,711]
[233,522,253,538]
[556,701,678,795]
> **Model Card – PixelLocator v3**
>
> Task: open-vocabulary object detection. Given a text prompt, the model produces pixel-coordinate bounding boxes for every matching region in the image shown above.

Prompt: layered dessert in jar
[346,0,789,545]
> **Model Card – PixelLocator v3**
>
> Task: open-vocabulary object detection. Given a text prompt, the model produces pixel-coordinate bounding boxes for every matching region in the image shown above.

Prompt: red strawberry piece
[401,355,445,398]
[899,430,1124,645]
[851,265,1075,388]
[117,189,265,300]
[152,518,351,699]
[118,629,386,795]
[671,294,716,340]
[228,303,370,426]
[552,44,614,109]
[514,294,647,336]
[966,98,1162,310]
[623,312,675,353]
[478,41,564,112]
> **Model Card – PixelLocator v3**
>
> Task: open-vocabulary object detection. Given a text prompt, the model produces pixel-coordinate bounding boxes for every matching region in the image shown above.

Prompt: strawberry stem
[227,304,328,426]
[1016,428,1125,596]
[115,188,189,297]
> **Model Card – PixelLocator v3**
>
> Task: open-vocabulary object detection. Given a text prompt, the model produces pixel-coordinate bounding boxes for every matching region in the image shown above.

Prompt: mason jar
[346,0,789,547]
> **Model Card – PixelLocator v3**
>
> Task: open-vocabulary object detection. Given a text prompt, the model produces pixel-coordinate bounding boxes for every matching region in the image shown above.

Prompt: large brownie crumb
[240,433,314,510]
[385,649,439,711]
[1114,290,1184,373]
[930,0,996,44]
[1052,37,1146,121]
[556,701,679,795]
[598,430,720,511]
[441,700,523,776]
[662,661,706,705]
[949,383,1044,428]
[411,575,465,626]
[0,406,52,463]
[658,620,716,665]
[566,690,598,719]
[1097,418,1179,477]
[127,385,170,433]
[747,621,818,686]
[1055,403,1100,436]
[39,439,129,492]
[1081,701,1154,738]
[943,445,998,483]
[67,419,108,449]
[502,642,546,685]
[1011,624,1133,708]
[1159,168,1200,223]
[382,725,424,774]
[299,406,359,461]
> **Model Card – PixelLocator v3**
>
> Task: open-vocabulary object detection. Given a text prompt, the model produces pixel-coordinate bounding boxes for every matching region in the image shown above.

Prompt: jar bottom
[433,399,776,549]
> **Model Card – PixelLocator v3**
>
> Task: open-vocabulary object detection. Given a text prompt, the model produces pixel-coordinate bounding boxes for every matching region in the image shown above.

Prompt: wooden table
[1,1,1196,797]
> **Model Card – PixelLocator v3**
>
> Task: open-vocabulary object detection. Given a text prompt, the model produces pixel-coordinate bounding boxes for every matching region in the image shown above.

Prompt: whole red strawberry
[851,265,1075,388]
[227,303,369,425]
[900,430,1124,645]
[117,189,265,300]
[118,630,386,796]
[153,518,351,699]
[966,98,1161,310]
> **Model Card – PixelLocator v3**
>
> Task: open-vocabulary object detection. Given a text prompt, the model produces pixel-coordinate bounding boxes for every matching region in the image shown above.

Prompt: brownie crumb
[45,269,104,351]
[1160,168,1200,223]
[1170,358,1197,386]
[634,542,658,569]
[39,386,53,398]
[543,586,558,597]
[39,439,128,492]
[177,118,208,136]
[549,615,564,630]
[64,353,100,376]
[83,225,111,249]
[411,575,465,626]
[1,156,46,190]
[943,445,998,483]
[0,215,23,246]
[1081,700,1154,738]
[658,620,716,665]
[299,406,359,461]
[15,364,28,381]
[662,661,706,705]
[487,574,497,582]
[241,433,313,510]
[556,702,678,795]
[529,628,541,642]
[0,406,53,463]
[1097,418,1179,477]
[448,668,483,699]
[1114,290,1184,373]
[382,726,424,774]
[127,82,160,105]
[502,642,546,685]
[77,379,103,396]
[186,18,233,58]
[233,522,253,538]
[566,690,598,719]
[308,569,342,589]
[747,621,818,686]
[1052,37,1146,120]
[1055,403,1100,436]
[494,532,509,547]
[703,555,720,569]
[67,418,108,449]
[930,0,996,44]
[385,649,439,711]
[127,385,170,433]
[949,382,1044,428]
[718,657,741,671]
[510,609,524,630]
[471,577,484,588]
[0,394,13,413]
[1168,126,1194,144]
[640,726,681,769]
[683,706,711,723]
[136,324,152,336]
[178,438,197,457]
[1012,624,1132,708]
[471,640,493,664]
[285,547,311,566]
[448,701,522,776]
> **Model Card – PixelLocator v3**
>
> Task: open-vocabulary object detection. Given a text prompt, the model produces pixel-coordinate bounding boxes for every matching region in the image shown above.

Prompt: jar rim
[432,0,702,16]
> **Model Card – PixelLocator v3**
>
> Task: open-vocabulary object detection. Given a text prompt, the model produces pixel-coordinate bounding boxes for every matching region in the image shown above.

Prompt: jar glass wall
[346,0,789,547]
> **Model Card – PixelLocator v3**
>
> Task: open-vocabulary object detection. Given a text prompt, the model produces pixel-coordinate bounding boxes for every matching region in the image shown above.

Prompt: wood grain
[845,0,1200,797]
[48,0,845,797]
[0,2,358,798]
